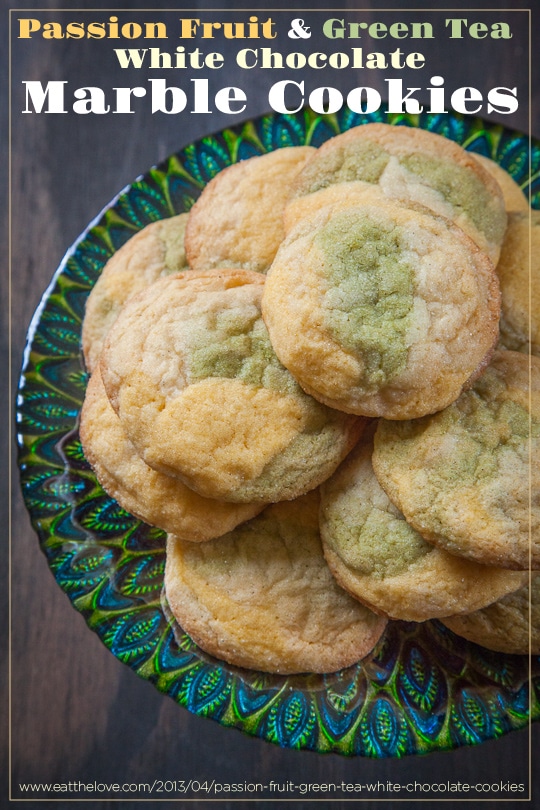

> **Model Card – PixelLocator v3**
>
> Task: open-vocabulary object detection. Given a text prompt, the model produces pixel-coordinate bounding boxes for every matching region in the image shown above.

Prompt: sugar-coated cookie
[184,146,315,274]
[496,210,540,356]
[293,123,507,264]
[101,268,365,503]
[373,351,540,570]
[164,491,388,674]
[79,368,263,541]
[320,430,527,622]
[262,197,500,419]
[442,575,540,655]
[82,214,189,372]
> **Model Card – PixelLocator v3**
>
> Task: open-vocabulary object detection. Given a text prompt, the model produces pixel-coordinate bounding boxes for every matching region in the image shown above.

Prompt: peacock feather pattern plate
[16,109,540,757]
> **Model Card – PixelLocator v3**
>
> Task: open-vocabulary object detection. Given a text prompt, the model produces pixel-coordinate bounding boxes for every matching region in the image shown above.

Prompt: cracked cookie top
[184,146,315,274]
[100,268,365,503]
[165,490,387,674]
[262,195,500,419]
[373,351,540,570]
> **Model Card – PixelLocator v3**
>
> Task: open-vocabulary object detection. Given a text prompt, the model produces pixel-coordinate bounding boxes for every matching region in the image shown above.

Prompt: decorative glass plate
[16,109,540,757]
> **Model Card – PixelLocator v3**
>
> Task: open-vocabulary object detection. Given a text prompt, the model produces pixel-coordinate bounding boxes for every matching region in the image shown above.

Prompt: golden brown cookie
[320,430,527,622]
[373,351,540,570]
[184,146,315,273]
[262,196,500,419]
[82,214,189,372]
[79,368,263,541]
[293,123,507,264]
[496,210,540,355]
[442,574,540,655]
[164,490,388,674]
[100,268,365,503]
[471,153,530,212]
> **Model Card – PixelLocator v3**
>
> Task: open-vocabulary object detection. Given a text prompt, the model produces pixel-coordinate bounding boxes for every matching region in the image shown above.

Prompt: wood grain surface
[4,1,539,808]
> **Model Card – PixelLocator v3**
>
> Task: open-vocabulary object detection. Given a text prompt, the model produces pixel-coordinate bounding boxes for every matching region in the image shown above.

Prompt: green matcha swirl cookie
[184,146,315,274]
[496,210,540,356]
[79,368,263,541]
[293,123,507,265]
[373,351,540,570]
[100,268,365,503]
[262,197,500,420]
[164,490,388,674]
[442,574,540,655]
[320,429,527,622]
[83,213,189,372]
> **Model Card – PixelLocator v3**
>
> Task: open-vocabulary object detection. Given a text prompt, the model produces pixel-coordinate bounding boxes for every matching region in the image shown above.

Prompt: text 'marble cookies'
[373,351,540,571]
[100,268,365,503]
[262,196,500,420]
[79,368,263,542]
[320,430,527,623]
[164,491,388,674]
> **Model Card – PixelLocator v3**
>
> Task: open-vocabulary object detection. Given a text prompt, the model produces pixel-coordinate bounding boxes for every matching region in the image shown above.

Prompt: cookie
[79,368,263,541]
[373,351,540,570]
[320,429,527,622]
[442,575,540,655]
[164,490,388,674]
[471,153,530,212]
[82,213,189,372]
[293,123,507,264]
[184,146,315,274]
[100,268,365,503]
[496,210,540,355]
[262,196,500,419]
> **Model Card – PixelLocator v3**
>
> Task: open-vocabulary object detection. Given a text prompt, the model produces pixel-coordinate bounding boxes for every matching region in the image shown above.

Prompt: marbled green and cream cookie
[442,575,540,655]
[262,197,500,419]
[293,123,507,264]
[471,153,530,213]
[496,210,540,356]
[82,213,189,372]
[184,146,315,274]
[101,268,365,503]
[373,351,540,570]
[320,430,527,622]
[79,367,263,541]
[164,491,388,674]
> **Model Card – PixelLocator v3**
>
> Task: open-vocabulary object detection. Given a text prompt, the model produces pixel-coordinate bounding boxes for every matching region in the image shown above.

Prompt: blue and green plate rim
[16,108,540,758]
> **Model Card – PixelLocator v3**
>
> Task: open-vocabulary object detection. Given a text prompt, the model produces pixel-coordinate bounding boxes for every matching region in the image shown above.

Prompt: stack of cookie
[80,123,539,673]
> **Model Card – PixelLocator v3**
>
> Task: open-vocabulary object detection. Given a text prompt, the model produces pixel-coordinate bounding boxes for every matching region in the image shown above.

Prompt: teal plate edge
[16,108,540,758]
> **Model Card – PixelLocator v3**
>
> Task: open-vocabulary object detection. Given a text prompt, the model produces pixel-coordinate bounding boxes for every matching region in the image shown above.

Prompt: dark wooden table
[4,1,539,807]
